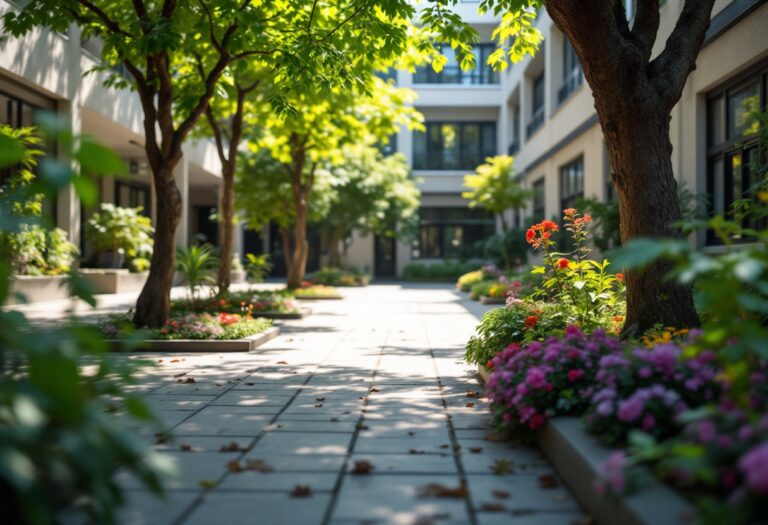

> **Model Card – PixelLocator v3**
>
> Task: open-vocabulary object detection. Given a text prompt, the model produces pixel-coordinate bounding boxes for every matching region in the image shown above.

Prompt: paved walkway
[77,284,586,525]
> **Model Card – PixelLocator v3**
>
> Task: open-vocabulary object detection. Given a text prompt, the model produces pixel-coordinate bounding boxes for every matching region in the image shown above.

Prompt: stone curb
[111,326,280,352]
[479,296,506,305]
[536,417,695,525]
[295,295,344,301]
[256,307,312,320]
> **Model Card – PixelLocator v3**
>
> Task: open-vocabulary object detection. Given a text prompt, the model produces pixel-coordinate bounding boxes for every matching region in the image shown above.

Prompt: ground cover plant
[172,289,300,316]
[292,282,342,299]
[312,267,370,287]
[99,312,271,341]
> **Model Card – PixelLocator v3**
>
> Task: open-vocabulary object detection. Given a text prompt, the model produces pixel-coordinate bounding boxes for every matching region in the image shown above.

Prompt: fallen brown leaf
[291,485,312,497]
[439,444,450,449]
[356,423,369,430]
[277,360,288,364]
[480,502,506,512]
[409,449,425,455]
[316,397,326,402]
[242,459,274,472]
[245,382,255,386]
[370,387,380,393]
[469,447,483,454]
[176,377,196,384]
[173,372,187,378]
[492,459,515,475]
[418,483,469,499]
[180,443,193,452]
[465,402,475,408]
[492,490,510,499]
[154,432,171,444]
[219,442,249,453]
[538,473,559,489]
[314,404,323,408]
[350,460,374,475]
[330,417,340,422]
[170,359,181,363]
[466,390,481,398]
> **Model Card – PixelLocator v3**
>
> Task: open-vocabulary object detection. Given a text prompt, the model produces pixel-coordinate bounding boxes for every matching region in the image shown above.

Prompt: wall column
[57,23,83,251]
[174,153,190,248]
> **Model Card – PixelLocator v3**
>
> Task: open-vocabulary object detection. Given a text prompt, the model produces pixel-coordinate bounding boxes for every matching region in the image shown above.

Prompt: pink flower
[529,413,546,430]
[567,369,584,382]
[641,414,656,431]
[739,443,768,494]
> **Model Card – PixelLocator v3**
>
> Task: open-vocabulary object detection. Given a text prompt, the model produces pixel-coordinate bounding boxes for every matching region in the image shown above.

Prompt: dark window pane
[709,95,725,147]
[728,81,760,140]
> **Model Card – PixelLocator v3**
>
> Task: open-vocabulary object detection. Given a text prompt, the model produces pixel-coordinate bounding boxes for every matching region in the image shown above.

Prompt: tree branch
[75,0,133,38]
[649,0,716,110]
[631,0,660,62]
[317,2,364,43]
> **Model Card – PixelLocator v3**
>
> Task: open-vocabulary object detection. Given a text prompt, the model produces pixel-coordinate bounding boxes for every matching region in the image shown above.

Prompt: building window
[0,90,39,129]
[413,207,495,259]
[706,66,767,244]
[560,156,584,212]
[527,72,545,138]
[508,106,520,155]
[413,122,496,170]
[115,181,151,217]
[532,178,546,222]
[558,38,583,104]
[414,44,499,85]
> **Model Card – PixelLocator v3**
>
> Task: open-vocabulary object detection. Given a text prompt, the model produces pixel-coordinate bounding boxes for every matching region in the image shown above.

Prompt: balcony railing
[413,64,499,85]
[526,108,545,138]
[557,68,584,105]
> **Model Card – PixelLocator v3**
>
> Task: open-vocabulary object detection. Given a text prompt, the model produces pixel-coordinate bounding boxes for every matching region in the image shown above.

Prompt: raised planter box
[111,326,280,352]
[256,307,312,320]
[80,269,149,295]
[479,296,506,305]
[8,275,70,305]
[295,294,343,301]
[537,417,695,525]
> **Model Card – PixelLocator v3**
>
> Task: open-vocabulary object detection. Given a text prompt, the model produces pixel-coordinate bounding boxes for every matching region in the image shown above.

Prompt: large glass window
[413,207,495,259]
[413,44,499,85]
[560,156,584,212]
[706,67,767,244]
[558,37,583,104]
[413,122,496,170]
[527,72,545,137]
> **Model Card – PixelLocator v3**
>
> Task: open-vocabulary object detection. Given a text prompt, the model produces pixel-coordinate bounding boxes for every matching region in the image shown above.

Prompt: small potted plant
[85,203,153,268]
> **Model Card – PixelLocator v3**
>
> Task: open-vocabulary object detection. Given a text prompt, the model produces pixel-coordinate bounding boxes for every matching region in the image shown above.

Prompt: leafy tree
[2,0,429,326]
[321,146,420,267]
[448,0,718,332]
[246,79,421,288]
[463,155,531,268]
[463,155,532,232]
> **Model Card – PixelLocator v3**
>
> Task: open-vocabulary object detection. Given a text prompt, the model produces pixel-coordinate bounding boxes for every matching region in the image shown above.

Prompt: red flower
[486,360,494,370]
[567,369,585,382]
[616,272,624,282]
[526,228,535,242]
[542,232,551,240]
[528,413,546,430]
[583,214,593,223]
[541,220,558,231]
[525,315,539,329]
[557,258,570,269]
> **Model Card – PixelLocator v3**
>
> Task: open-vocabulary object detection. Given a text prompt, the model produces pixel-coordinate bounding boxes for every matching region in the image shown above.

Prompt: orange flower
[616,272,624,282]
[541,220,558,231]
[563,208,577,217]
[557,258,570,269]
[525,315,539,329]
[526,228,535,242]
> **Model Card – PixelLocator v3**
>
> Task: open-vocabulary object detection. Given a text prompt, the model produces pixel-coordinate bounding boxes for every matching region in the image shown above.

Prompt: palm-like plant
[245,253,273,283]
[176,244,219,310]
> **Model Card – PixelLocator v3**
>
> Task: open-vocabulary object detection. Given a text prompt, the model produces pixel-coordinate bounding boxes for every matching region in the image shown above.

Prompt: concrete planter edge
[110,326,280,353]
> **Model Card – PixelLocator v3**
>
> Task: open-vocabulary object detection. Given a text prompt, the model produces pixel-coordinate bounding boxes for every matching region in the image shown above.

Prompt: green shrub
[465,301,566,366]
[402,260,477,282]
[129,257,151,273]
[177,244,219,309]
[312,267,369,286]
[85,203,153,262]
[469,280,495,300]
[244,253,272,283]
[456,270,484,291]
[0,121,167,524]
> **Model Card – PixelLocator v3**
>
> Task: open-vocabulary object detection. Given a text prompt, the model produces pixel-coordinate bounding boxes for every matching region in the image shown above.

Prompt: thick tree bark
[545,0,715,333]
[286,205,309,289]
[328,231,342,268]
[133,164,182,327]
[283,135,314,289]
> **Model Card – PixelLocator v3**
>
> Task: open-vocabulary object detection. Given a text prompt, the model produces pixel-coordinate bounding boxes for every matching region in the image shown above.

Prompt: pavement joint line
[320,309,397,525]
[176,306,379,525]
[422,304,480,525]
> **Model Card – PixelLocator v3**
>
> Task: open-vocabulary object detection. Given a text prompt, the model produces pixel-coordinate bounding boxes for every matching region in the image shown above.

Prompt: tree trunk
[328,230,342,268]
[133,164,182,327]
[602,105,700,334]
[286,203,308,289]
[217,162,236,293]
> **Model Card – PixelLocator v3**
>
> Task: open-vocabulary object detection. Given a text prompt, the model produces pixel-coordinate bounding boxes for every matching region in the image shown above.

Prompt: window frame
[705,64,767,245]
[532,177,546,222]
[559,156,585,213]
[413,206,496,259]
[413,121,497,171]
[413,43,499,85]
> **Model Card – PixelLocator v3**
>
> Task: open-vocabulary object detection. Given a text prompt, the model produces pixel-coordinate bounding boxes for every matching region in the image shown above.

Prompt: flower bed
[293,283,343,300]
[311,267,369,287]
[100,312,272,341]
[172,289,308,319]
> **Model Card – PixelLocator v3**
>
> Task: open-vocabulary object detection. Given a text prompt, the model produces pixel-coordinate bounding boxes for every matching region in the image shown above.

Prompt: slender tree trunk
[286,202,308,289]
[134,163,182,327]
[217,161,236,293]
[328,230,342,268]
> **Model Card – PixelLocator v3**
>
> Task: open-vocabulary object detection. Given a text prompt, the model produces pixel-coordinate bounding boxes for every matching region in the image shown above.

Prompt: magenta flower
[739,443,768,494]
